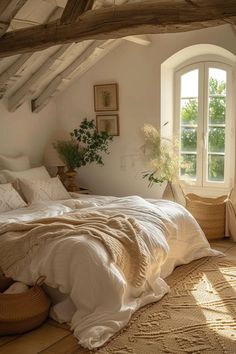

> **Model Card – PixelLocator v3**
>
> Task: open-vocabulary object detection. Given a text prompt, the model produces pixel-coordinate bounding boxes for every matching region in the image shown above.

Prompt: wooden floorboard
[0,323,70,354]
[0,239,234,354]
[210,238,234,252]
[0,336,19,347]
[38,334,87,354]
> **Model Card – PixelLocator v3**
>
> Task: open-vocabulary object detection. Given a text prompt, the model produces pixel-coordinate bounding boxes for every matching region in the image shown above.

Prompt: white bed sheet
[0,195,220,349]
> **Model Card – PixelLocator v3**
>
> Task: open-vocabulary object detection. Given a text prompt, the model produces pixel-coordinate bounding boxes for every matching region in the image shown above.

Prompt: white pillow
[19,176,71,204]
[0,166,51,184]
[0,155,30,171]
[0,183,27,212]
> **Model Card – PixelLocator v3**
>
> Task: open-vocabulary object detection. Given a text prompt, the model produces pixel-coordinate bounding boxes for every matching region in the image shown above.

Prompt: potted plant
[53,118,113,191]
[52,140,83,172]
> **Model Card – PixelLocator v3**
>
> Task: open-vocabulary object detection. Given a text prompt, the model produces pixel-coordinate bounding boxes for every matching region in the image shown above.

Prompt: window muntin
[206,68,226,182]
[179,69,199,180]
[176,62,233,189]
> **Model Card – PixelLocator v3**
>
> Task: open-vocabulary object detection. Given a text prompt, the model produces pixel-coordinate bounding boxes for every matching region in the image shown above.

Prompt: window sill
[181,183,231,198]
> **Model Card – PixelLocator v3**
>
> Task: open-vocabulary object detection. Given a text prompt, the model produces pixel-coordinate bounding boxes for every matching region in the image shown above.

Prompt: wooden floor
[0,239,233,354]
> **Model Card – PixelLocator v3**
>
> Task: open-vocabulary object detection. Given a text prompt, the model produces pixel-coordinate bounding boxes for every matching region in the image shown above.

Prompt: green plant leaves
[53,118,113,170]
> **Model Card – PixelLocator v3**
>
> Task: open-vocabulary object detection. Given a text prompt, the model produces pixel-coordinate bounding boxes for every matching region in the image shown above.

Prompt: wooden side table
[78,187,90,194]
[69,187,91,195]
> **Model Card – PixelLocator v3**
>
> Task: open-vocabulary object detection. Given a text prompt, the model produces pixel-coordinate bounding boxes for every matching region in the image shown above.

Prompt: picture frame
[96,114,119,136]
[94,83,119,112]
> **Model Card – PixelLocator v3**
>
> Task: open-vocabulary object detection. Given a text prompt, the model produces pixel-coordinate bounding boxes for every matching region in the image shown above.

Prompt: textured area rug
[95,243,236,354]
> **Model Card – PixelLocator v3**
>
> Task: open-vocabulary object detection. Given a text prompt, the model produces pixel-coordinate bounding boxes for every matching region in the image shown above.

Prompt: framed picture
[96,114,119,136]
[94,83,119,112]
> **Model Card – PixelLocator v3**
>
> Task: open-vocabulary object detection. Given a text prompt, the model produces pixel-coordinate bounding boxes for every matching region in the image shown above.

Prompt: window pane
[180,154,196,179]
[181,128,197,152]
[209,97,226,124]
[181,69,198,98]
[209,68,226,96]
[208,127,225,153]
[181,98,198,124]
[208,154,224,181]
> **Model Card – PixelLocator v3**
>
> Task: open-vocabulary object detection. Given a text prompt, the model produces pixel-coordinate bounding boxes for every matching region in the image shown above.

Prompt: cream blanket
[0,195,219,349]
[0,211,149,288]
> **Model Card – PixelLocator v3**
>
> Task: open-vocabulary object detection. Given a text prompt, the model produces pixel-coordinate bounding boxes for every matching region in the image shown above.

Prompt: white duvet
[0,195,220,348]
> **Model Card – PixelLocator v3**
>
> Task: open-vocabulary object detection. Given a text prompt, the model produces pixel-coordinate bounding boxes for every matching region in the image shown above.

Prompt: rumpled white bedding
[0,195,220,349]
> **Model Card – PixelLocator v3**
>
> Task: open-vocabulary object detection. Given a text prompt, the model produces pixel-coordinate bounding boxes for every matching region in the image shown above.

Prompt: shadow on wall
[0,100,57,166]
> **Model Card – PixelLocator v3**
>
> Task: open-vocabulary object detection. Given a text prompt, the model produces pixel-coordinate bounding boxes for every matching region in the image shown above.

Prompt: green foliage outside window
[209,97,225,124]
[181,99,198,124]
[181,128,197,152]
[208,155,224,181]
[180,154,196,179]
[180,77,226,181]
[208,128,225,152]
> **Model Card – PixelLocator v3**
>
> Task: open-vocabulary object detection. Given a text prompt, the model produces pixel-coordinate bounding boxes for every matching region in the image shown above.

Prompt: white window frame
[174,61,234,192]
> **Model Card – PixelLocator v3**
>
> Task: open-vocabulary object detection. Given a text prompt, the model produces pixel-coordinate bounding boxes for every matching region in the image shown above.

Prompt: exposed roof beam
[231,24,236,37]
[56,39,122,90]
[124,35,151,46]
[31,40,105,113]
[0,53,32,99]
[8,43,73,111]
[61,0,95,24]
[0,0,236,58]
[0,0,28,37]
[0,7,63,100]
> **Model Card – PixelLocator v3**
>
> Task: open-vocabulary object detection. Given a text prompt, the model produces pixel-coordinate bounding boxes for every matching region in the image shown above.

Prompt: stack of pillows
[0,155,71,213]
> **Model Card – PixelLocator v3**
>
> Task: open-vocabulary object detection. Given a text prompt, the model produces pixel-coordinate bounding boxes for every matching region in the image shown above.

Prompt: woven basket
[185,193,227,240]
[0,276,50,335]
[0,276,14,293]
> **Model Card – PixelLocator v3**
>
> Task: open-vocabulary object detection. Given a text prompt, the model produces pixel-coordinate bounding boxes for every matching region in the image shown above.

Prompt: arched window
[174,61,234,190]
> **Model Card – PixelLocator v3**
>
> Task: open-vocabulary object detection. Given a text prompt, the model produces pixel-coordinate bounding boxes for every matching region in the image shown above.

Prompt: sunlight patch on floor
[190,266,236,341]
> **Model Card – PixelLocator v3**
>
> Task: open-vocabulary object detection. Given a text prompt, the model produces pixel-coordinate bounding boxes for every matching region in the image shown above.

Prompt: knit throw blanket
[0,212,148,287]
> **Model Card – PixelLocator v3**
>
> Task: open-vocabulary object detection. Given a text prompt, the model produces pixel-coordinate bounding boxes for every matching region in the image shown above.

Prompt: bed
[0,161,220,349]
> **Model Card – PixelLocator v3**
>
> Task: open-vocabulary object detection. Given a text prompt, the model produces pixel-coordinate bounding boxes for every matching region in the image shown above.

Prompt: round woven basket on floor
[0,276,14,292]
[185,193,227,240]
[0,276,50,335]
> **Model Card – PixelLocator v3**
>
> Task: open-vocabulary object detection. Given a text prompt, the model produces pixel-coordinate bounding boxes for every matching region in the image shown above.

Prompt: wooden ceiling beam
[0,0,236,58]
[0,0,28,37]
[31,40,106,113]
[124,35,151,46]
[61,0,95,24]
[8,43,73,112]
[0,53,32,99]
[0,7,63,100]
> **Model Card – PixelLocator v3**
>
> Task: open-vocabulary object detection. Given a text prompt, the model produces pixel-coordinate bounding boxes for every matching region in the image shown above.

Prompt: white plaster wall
[56,24,236,197]
[0,100,57,166]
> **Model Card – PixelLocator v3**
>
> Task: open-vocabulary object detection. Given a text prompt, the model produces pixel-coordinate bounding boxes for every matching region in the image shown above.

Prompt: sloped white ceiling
[0,0,233,112]
[0,0,142,112]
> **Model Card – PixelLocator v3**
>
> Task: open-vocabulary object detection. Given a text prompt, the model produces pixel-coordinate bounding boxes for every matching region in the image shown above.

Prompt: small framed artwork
[94,83,119,112]
[96,114,119,136]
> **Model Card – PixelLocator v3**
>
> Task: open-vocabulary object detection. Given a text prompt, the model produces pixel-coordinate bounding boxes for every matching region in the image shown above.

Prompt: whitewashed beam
[0,7,63,100]
[0,0,236,58]
[231,24,236,37]
[8,43,73,111]
[59,39,122,88]
[0,53,32,99]
[0,0,28,37]
[61,0,95,24]
[124,35,151,46]
[31,40,105,113]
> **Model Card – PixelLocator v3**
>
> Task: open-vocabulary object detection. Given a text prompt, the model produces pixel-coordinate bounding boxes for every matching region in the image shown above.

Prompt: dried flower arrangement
[142,124,179,186]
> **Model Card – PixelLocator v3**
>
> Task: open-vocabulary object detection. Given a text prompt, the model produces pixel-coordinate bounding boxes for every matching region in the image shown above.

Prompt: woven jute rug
[91,243,236,354]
